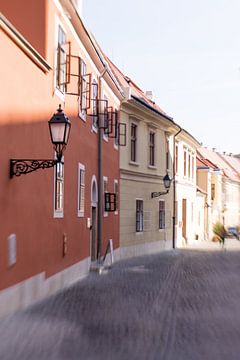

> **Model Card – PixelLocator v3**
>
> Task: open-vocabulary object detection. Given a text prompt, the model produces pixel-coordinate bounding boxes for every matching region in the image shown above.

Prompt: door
[182,199,187,242]
[91,206,97,261]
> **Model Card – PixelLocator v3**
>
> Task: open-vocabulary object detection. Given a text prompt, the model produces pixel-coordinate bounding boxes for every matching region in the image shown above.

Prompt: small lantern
[163,173,172,190]
[49,104,71,146]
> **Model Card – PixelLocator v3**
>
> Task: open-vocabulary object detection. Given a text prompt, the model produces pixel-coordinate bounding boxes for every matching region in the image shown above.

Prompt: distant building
[197,148,240,239]
[174,131,200,247]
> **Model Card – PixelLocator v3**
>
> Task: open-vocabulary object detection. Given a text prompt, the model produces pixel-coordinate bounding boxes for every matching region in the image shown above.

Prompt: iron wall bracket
[10,159,59,178]
[151,190,169,198]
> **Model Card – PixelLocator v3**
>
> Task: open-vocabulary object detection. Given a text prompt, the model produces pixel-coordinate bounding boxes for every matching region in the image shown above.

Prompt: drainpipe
[172,126,182,249]
[97,66,108,263]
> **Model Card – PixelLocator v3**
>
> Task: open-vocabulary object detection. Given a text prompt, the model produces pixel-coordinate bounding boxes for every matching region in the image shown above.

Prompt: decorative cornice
[0,13,52,73]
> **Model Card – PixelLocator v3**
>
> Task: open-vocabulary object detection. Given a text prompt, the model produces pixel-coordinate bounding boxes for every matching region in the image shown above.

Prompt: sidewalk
[186,238,240,251]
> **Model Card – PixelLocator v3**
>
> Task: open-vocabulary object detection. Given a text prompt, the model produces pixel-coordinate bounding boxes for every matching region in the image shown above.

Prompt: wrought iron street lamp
[10,105,71,178]
[151,173,172,198]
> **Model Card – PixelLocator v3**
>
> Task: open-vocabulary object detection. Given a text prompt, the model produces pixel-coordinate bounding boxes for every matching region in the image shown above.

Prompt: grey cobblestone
[1,249,240,359]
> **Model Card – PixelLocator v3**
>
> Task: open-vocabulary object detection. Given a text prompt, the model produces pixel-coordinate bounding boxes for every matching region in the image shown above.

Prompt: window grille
[131,124,137,161]
[136,200,144,232]
[159,200,165,229]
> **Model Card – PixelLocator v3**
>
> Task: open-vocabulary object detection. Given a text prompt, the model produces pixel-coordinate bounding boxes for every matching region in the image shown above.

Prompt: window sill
[91,126,98,134]
[79,112,86,122]
[129,161,139,167]
[54,211,64,218]
[148,165,157,170]
[54,88,65,102]
[77,212,84,218]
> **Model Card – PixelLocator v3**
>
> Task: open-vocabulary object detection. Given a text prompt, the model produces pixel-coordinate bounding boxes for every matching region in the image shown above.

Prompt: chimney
[145,91,153,101]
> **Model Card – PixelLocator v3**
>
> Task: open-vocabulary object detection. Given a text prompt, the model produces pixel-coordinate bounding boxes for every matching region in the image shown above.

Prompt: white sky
[83,0,240,154]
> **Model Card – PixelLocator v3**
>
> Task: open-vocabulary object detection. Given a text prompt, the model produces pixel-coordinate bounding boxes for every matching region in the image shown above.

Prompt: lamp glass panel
[50,122,66,143]
[64,123,71,144]
[163,175,171,189]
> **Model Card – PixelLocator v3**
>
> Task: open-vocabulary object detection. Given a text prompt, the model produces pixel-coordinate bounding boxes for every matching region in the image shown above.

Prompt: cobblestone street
[1,245,240,359]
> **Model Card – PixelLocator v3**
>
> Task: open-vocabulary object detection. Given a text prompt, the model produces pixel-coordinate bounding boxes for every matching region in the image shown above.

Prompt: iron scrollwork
[10,159,57,178]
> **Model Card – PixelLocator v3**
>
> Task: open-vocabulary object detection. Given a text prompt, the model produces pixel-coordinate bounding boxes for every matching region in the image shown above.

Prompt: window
[102,95,109,140]
[114,180,119,214]
[191,202,194,222]
[188,152,191,178]
[192,154,195,179]
[77,163,85,217]
[56,25,66,93]
[149,131,155,166]
[114,109,119,148]
[175,143,179,174]
[136,200,143,232]
[211,184,215,201]
[92,79,98,130]
[166,136,170,170]
[131,124,137,162]
[184,148,187,177]
[54,161,64,216]
[79,60,87,118]
[159,200,165,229]
[103,176,108,216]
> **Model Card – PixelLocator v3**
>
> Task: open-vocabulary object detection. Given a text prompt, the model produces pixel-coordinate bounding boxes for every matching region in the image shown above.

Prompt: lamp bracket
[10,159,60,178]
[151,190,169,198]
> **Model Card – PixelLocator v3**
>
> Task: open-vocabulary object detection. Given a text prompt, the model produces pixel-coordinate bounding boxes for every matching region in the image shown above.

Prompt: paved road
[1,248,240,359]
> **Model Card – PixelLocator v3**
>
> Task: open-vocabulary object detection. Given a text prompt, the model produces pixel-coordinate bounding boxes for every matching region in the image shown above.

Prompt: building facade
[0,0,123,316]
[174,132,200,247]
[197,148,240,240]
[106,60,181,256]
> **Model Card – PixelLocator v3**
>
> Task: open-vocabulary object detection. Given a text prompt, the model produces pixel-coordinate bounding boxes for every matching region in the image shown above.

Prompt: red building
[0,0,124,316]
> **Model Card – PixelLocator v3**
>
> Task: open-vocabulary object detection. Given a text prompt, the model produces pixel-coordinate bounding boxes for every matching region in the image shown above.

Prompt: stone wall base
[0,257,90,318]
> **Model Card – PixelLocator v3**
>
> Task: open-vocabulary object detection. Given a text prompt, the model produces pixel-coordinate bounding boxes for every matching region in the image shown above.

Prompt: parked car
[227,227,239,240]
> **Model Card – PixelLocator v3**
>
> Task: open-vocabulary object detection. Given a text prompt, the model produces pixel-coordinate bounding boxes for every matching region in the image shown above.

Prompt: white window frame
[114,179,119,215]
[79,59,87,121]
[53,156,64,218]
[130,122,138,163]
[103,176,108,217]
[77,163,85,217]
[103,94,109,142]
[114,109,119,150]
[91,78,98,132]
[166,136,170,171]
[54,20,67,102]
[175,142,179,174]
[183,147,187,178]
[149,130,155,167]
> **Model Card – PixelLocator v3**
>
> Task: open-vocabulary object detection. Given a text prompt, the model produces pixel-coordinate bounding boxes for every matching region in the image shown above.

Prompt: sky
[83,0,240,154]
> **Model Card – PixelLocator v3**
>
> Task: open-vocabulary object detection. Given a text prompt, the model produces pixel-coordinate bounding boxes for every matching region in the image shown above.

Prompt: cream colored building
[197,148,240,240]
[106,60,181,257]
[174,132,200,247]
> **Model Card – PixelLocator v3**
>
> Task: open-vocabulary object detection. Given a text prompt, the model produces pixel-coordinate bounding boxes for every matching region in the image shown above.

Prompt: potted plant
[212,222,227,246]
